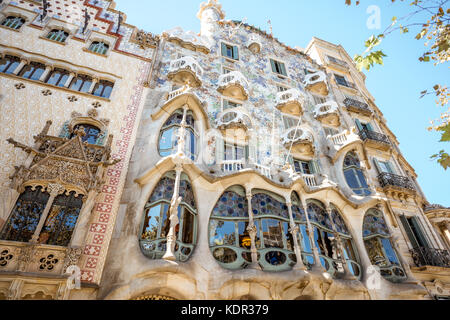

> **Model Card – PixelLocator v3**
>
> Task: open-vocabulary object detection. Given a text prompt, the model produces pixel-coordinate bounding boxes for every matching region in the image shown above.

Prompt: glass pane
[5,61,19,74]
[160,204,171,238]
[141,205,161,240]
[344,169,360,189]
[364,238,389,267]
[356,170,369,188]
[238,221,251,249]
[285,222,294,251]
[159,127,176,156]
[381,238,400,265]
[70,78,83,91]
[46,72,61,86]
[261,219,284,249]
[58,74,69,87]
[181,208,194,244]
[102,85,113,98]
[209,220,236,246]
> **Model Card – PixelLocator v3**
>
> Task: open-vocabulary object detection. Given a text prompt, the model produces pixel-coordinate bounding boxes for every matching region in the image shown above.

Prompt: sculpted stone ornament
[63,247,83,274]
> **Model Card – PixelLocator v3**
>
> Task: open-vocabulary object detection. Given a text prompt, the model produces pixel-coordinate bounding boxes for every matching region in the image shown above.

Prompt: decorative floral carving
[41,89,52,96]
[14,83,25,90]
[63,247,83,273]
[0,249,14,267]
[39,254,59,271]
[92,101,102,108]
[68,95,78,102]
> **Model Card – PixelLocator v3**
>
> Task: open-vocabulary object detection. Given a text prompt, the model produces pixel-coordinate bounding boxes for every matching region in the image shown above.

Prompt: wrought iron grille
[378,172,416,191]
[343,97,371,113]
[358,128,392,146]
[410,247,450,268]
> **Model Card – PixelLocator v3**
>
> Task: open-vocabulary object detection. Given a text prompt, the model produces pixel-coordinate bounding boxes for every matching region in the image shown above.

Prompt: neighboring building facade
[0,0,448,300]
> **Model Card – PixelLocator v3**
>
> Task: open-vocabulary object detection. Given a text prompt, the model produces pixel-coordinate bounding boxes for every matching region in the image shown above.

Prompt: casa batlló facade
[0,0,448,300]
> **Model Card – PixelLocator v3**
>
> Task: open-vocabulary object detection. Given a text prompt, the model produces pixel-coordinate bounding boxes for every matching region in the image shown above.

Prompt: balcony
[343,97,372,116]
[281,128,314,156]
[275,88,305,117]
[304,71,329,96]
[167,56,203,88]
[217,71,249,101]
[359,128,392,152]
[216,109,252,131]
[313,100,340,127]
[410,247,450,269]
[221,159,245,174]
[247,35,262,54]
[378,172,416,192]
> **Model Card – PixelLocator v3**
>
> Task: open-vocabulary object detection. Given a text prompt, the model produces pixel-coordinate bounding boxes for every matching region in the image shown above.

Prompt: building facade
[0,0,449,300]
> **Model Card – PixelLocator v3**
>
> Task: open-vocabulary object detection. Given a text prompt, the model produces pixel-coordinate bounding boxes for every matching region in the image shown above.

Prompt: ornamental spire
[197,0,225,37]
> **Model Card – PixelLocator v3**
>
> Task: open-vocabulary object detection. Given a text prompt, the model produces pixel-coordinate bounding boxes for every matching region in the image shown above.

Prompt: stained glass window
[71,124,101,145]
[343,152,371,196]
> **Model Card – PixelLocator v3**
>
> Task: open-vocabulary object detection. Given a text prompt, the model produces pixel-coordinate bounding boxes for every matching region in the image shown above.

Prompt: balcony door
[399,215,430,249]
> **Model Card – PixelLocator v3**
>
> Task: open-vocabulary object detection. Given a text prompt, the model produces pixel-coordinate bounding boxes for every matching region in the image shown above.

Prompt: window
[0,186,83,247]
[283,115,299,130]
[343,152,371,196]
[224,143,246,161]
[221,43,239,60]
[375,159,395,174]
[222,67,233,74]
[92,80,114,98]
[277,85,289,92]
[334,74,348,87]
[70,74,93,93]
[158,109,197,161]
[223,99,241,110]
[270,59,287,76]
[293,159,314,175]
[70,124,101,145]
[363,209,406,282]
[1,16,25,30]
[140,171,197,262]
[46,68,70,87]
[46,29,69,43]
[19,62,46,81]
[313,95,327,105]
[0,55,21,74]
[399,215,430,249]
[88,41,109,55]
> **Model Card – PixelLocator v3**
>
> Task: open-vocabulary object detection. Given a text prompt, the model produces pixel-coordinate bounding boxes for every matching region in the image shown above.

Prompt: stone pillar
[39,65,53,82]
[245,187,261,270]
[64,72,76,88]
[30,183,65,243]
[163,164,182,261]
[88,77,98,94]
[12,59,27,75]
[69,189,99,247]
[286,200,307,271]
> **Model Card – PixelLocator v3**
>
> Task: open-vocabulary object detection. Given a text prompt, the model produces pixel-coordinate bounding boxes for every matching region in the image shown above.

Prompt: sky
[114,0,449,206]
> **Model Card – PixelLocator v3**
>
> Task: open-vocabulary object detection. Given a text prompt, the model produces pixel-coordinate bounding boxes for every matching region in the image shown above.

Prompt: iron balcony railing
[343,97,372,113]
[410,247,450,268]
[358,128,392,146]
[378,172,416,191]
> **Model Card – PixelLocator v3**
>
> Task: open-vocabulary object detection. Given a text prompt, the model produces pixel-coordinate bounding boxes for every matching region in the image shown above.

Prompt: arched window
[69,74,93,93]
[1,16,25,30]
[88,41,109,55]
[92,80,114,98]
[251,190,296,271]
[46,68,70,87]
[363,209,406,282]
[0,55,21,74]
[46,29,69,43]
[343,152,371,196]
[158,109,197,161]
[70,124,101,145]
[19,62,46,81]
[209,186,251,270]
[0,187,83,247]
[140,171,197,262]
[306,200,361,278]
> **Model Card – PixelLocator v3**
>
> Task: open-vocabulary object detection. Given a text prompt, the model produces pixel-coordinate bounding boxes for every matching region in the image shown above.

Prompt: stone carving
[63,247,83,274]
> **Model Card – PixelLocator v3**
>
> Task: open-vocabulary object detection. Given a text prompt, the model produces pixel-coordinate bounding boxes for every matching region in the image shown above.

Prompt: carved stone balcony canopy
[217,71,249,101]
[216,109,252,131]
[304,71,329,96]
[359,128,392,152]
[281,127,314,155]
[247,35,262,54]
[168,56,204,88]
[343,97,373,116]
[275,88,305,117]
[378,172,416,193]
[7,121,120,196]
[410,247,450,269]
[313,100,340,127]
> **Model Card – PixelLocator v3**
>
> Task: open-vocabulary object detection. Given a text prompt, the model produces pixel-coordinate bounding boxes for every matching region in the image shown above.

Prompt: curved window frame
[139,171,198,262]
[46,29,69,43]
[88,41,109,55]
[343,152,371,196]
[1,16,25,30]
[363,208,407,282]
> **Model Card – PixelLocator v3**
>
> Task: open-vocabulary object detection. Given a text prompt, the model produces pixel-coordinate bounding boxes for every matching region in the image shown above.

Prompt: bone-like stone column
[286,200,307,271]
[245,187,261,270]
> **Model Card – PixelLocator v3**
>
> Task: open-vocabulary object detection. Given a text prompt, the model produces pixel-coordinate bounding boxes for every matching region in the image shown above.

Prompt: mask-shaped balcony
[304,71,329,96]
[359,128,392,152]
[168,56,203,88]
[217,71,249,101]
[275,88,305,117]
[247,35,262,54]
[281,128,314,156]
[216,109,252,131]
[313,100,340,127]
[344,97,373,116]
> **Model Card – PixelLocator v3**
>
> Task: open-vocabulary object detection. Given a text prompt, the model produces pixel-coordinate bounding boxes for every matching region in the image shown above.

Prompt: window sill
[39,36,68,46]
[222,56,239,63]
[0,25,22,33]
[82,47,109,58]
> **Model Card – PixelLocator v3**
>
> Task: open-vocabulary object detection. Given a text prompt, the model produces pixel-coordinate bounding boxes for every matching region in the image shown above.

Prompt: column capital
[46,183,65,198]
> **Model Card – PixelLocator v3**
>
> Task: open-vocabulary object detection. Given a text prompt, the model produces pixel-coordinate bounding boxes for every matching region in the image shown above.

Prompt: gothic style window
[140,171,197,262]
[46,68,70,87]
[69,74,93,93]
[363,209,406,282]
[46,29,69,43]
[343,152,371,196]
[0,55,21,74]
[92,80,114,98]
[158,109,197,161]
[0,187,50,243]
[1,16,25,30]
[38,192,83,246]
[88,41,109,55]
[70,124,101,145]
[209,186,251,270]
[19,62,46,81]
[307,200,361,278]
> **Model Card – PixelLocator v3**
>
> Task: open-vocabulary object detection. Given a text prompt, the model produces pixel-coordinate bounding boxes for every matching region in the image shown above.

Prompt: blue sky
[115,0,449,206]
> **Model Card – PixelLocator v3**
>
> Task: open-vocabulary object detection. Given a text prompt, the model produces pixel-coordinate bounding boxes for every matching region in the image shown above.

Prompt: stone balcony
[359,128,392,152]
[275,88,305,117]
[216,109,252,131]
[167,56,204,88]
[304,71,329,96]
[281,128,314,156]
[217,71,249,101]
[343,97,373,116]
[313,100,340,127]
[219,159,272,180]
